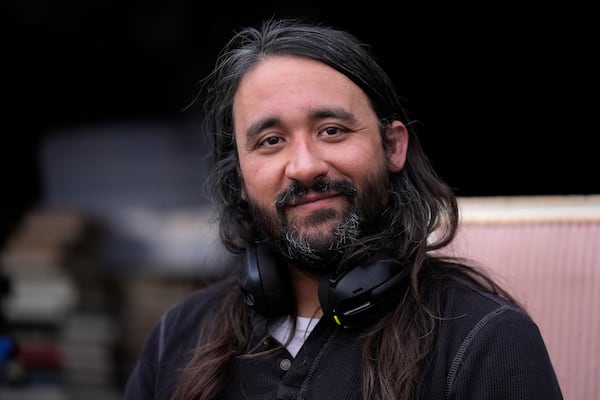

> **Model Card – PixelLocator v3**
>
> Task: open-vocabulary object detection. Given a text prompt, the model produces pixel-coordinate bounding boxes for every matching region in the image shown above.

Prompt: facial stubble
[246,167,390,274]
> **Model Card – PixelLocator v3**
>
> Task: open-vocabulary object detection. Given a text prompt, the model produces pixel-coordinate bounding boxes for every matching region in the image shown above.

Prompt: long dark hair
[172,18,515,400]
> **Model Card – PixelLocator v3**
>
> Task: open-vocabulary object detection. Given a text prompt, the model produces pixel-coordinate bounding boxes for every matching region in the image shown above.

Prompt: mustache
[275,177,356,211]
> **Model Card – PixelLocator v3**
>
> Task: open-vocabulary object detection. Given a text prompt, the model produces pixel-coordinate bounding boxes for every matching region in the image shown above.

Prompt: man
[124,18,563,399]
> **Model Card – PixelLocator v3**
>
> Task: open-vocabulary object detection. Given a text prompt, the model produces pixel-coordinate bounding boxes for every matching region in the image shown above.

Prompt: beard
[246,165,391,275]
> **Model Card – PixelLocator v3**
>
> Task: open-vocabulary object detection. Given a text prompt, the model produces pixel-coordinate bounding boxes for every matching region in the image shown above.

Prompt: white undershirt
[269,315,319,357]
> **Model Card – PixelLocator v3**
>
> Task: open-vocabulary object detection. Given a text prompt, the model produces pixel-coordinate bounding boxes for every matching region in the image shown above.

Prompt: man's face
[232,56,407,267]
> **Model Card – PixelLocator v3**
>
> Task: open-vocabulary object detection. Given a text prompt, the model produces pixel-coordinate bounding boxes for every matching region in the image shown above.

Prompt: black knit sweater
[124,281,563,399]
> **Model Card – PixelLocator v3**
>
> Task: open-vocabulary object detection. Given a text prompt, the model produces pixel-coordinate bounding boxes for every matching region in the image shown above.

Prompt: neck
[289,267,323,318]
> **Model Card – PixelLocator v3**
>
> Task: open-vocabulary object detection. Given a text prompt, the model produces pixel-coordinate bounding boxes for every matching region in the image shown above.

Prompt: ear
[385,120,409,172]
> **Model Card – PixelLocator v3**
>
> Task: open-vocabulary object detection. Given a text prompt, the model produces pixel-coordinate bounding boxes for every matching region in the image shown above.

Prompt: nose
[284,138,329,184]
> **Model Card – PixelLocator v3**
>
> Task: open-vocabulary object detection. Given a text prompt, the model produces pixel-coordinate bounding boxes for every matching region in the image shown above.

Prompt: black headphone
[239,245,411,327]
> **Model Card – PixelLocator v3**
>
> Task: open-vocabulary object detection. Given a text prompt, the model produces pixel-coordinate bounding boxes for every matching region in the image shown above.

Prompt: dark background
[2,1,597,246]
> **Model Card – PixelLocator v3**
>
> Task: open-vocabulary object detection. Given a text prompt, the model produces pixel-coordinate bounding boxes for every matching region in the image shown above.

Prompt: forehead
[232,56,373,124]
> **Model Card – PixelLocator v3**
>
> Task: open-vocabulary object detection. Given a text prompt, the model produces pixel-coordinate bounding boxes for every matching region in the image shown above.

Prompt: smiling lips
[288,192,343,211]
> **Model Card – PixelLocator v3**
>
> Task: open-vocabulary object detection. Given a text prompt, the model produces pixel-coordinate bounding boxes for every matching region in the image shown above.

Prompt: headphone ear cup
[318,260,411,327]
[239,245,293,318]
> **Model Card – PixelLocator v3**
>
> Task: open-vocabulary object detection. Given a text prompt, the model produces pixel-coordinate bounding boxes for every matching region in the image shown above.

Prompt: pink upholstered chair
[443,195,600,400]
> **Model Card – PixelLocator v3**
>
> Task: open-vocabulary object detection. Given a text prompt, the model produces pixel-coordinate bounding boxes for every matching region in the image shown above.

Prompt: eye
[321,126,342,137]
[319,125,350,139]
[256,135,282,148]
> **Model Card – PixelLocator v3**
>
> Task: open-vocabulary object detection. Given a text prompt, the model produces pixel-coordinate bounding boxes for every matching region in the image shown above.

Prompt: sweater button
[279,358,292,371]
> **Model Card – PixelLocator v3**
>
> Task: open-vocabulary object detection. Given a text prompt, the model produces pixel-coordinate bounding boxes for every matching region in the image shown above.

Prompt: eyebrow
[309,107,356,124]
[244,107,357,141]
[245,117,281,141]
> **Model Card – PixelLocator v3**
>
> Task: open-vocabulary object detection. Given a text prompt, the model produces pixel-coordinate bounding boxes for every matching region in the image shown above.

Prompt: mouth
[287,192,343,212]
[276,178,356,213]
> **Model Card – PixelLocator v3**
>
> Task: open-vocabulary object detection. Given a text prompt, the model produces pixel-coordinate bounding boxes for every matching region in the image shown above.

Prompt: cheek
[239,161,279,205]
[338,144,386,180]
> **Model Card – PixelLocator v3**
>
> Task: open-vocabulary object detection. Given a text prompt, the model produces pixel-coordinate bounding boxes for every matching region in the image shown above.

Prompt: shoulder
[437,285,539,351]
[140,277,236,362]
[123,278,237,399]
[422,285,563,398]
[159,277,237,341]
[444,284,526,324]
